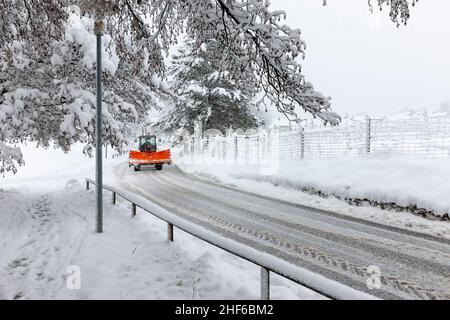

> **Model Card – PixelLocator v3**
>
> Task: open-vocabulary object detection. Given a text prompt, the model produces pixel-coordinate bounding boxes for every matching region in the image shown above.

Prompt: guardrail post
[86,180,90,190]
[167,223,174,242]
[132,203,137,218]
[112,192,116,205]
[300,127,305,159]
[261,267,270,300]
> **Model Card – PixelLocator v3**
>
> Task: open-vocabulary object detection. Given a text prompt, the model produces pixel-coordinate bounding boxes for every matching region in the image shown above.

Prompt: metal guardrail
[86,178,377,300]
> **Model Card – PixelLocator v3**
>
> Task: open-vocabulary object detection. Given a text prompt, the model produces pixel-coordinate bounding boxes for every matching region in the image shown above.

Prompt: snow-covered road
[114,164,450,300]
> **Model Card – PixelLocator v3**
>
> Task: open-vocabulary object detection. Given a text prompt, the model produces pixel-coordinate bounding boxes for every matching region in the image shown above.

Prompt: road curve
[114,164,450,300]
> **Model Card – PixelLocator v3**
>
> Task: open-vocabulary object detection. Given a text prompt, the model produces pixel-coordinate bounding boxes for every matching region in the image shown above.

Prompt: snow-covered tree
[0,5,173,173]
[155,39,258,134]
[0,0,418,173]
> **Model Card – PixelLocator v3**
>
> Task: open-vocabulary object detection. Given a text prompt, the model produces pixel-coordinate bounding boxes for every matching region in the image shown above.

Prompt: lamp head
[79,0,120,18]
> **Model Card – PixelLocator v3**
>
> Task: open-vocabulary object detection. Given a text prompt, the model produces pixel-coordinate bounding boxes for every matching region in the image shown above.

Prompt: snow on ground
[4,144,449,300]
[176,154,450,240]
[0,144,321,299]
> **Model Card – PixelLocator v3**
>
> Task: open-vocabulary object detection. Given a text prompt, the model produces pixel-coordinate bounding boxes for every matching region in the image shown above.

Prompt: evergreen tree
[155,39,258,135]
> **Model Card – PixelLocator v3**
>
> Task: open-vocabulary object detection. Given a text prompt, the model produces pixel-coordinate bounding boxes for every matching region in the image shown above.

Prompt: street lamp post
[94,19,104,233]
[79,1,119,233]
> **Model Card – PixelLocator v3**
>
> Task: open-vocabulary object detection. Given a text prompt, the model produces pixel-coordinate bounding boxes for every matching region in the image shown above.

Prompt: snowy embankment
[177,153,450,236]
[0,144,320,299]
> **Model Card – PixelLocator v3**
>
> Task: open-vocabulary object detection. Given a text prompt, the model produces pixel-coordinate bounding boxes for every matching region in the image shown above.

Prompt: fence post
[245,136,250,164]
[234,136,238,164]
[223,136,227,161]
[300,127,305,159]
[112,192,116,205]
[365,116,372,154]
[256,135,260,164]
[131,203,137,218]
[167,223,174,242]
[261,267,270,300]
[86,180,90,190]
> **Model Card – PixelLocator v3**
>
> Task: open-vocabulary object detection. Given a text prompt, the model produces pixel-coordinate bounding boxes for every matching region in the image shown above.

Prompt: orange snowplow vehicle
[128,135,171,171]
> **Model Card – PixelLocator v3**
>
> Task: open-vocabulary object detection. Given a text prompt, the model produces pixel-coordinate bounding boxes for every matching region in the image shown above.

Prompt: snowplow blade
[128,149,172,166]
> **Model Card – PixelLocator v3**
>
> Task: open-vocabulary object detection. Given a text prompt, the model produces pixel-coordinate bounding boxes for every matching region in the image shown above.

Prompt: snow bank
[177,154,450,218]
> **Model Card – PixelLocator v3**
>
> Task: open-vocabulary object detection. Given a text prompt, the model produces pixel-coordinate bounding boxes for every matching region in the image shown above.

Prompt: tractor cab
[139,135,157,153]
[129,135,171,171]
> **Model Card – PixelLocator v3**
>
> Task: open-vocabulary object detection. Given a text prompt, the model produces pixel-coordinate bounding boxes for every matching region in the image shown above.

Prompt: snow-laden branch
[209,0,338,123]
[369,0,419,26]
[0,142,23,175]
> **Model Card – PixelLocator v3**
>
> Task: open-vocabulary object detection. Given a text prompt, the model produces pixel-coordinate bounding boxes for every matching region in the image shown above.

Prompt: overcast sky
[270,0,450,116]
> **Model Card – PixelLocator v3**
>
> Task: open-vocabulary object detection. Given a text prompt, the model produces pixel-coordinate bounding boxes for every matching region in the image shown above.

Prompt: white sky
[270,0,450,116]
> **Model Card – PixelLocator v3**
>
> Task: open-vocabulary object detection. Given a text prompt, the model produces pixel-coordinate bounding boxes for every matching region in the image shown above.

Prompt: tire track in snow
[143,172,447,299]
[114,165,450,300]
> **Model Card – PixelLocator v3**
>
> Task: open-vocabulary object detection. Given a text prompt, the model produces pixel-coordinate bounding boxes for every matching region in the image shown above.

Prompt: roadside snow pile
[177,154,450,219]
